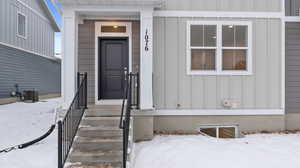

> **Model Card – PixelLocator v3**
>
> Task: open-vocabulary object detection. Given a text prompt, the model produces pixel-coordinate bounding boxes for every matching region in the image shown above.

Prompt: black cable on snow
[0,107,60,154]
[0,124,56,153]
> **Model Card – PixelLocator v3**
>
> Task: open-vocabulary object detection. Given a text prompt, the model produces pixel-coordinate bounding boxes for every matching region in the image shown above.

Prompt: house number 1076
[145,29,149,51]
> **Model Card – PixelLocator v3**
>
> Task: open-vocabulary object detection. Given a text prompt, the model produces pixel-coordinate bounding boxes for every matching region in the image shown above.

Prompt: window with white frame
[187,21,252,75]
[17,12,26,38]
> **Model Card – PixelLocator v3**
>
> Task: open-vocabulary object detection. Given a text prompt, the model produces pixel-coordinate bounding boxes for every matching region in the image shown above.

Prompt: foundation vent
[199,124,240,138]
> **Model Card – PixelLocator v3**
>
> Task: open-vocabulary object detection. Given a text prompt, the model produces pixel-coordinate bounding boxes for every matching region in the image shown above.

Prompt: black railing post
[137,73,140,109]
[77,72,80,91]
[119,72,139,168]
[57,121,62,168]
[122,119,126,168]
[57,72,88,168]
[77,72,80,108]
[84,72,88,109]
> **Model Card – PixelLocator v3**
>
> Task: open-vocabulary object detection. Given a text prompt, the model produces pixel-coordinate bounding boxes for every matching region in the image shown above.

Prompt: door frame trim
[95,21,132,105]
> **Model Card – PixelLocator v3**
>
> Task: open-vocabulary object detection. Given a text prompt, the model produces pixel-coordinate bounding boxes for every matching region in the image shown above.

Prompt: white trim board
[0,41,59,61]
[154,11,283,19]
[284,17,300,22]
[281,18,286,109]
[84,17,140,21]
[94,21,132,105]
[133,109,285,116]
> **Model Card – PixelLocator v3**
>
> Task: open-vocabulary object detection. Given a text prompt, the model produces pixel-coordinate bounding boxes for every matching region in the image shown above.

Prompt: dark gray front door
[99,38,128,99]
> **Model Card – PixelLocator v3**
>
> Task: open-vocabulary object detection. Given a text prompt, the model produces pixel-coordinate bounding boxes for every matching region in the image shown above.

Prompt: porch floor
[66,105,123,168]
[86,105,123,117]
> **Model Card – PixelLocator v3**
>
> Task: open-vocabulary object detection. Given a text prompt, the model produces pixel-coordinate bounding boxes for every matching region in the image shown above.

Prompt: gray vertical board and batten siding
[153,0,283,110]
[78,20,140,104]
[153,17,282,110]
[0,44,61,98]
[160,0,281,11]
[286,23,300,113]
[0,0,55,58]
[286,0,300,16]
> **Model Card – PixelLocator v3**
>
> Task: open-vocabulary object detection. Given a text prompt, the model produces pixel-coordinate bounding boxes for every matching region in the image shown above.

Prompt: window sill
[187,70,253,76]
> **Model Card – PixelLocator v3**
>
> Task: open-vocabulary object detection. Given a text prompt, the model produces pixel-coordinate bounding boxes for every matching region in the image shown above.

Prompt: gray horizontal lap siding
[0,0,55,58]
[78,20,95,104]
[0,44,61,98]
[285,0,300,16]
[286,23,300,113]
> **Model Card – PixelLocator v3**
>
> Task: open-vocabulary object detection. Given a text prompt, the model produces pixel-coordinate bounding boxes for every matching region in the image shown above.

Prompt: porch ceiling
[78,11,140,19]
[57,0,163,8]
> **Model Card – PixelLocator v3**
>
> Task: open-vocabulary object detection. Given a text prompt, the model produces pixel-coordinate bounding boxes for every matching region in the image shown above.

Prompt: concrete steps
[81,117,120,127]
[85,110,122,117]
[73,137,122,152]
[66,105,124,168]
[77,127,122,139]
[68,151,122,164]
[66,163,121,168]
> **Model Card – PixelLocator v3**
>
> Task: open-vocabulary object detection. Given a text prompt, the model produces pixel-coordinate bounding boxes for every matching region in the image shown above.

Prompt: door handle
[124,67,128,80]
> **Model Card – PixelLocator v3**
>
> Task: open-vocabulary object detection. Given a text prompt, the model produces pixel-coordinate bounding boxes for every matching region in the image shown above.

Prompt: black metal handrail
[58,72,87,168]
[119,73,139,128]
[119,73,139,168]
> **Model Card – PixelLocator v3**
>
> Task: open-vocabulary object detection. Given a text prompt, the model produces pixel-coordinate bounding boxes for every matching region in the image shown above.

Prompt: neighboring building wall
[0,0,55,58]
[160,0,281,12]
[153,17,282,110]
[286,23,300,113]
[0,44,61,98]
[18,0,49,18]
[78,20,140,104]
[286,0,300,16]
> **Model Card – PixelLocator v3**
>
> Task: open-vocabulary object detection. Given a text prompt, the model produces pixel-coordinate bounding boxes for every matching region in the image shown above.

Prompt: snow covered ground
[133,134,300,168]
[0,98,61,168]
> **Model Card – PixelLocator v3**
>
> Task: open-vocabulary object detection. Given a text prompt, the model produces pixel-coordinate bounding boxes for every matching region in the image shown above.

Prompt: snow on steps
[73,137,122,152]
[66,105,127,168]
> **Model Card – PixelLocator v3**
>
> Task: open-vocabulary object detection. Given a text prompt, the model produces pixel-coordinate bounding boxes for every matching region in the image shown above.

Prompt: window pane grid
[191,25,216,47]
[222,25,248,47]
[222,49,247,71]
[191,49,216,70]
[188,22,250,75]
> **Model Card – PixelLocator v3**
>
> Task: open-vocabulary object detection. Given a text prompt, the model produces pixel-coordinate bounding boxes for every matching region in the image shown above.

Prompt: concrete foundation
[131,114,300,141]
[286,113,300,130]
[133,116,154,141]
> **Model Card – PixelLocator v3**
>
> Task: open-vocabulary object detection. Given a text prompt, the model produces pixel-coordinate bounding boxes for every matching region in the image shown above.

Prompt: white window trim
[17,12,27,39]
[186,21,252,76]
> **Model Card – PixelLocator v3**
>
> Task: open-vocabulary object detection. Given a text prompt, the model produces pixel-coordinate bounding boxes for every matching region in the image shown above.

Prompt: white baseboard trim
[133,109,285,116]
